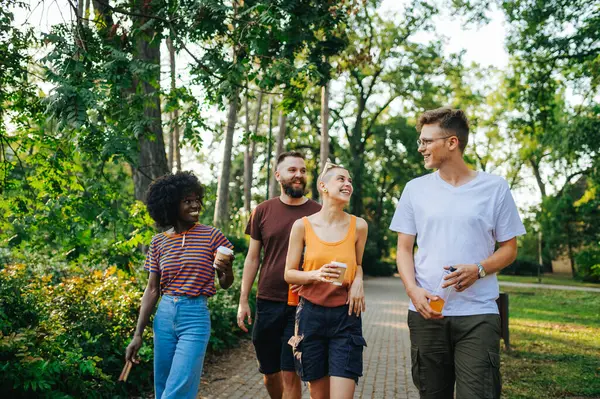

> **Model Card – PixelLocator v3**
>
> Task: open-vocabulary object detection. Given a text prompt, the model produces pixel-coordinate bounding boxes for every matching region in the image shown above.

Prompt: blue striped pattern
[144,224,233,297]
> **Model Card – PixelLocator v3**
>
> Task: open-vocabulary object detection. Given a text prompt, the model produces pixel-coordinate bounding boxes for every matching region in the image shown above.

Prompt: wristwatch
[477,262,486,279]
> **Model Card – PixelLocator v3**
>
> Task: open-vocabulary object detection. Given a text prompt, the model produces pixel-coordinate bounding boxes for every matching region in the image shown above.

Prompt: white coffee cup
[214,246,234,268]
[330,261,347,286]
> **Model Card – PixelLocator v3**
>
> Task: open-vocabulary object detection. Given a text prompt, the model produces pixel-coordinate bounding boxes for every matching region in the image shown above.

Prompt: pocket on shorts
[345,334,367,377]
[288,335,304,378]
[485,351,501,399]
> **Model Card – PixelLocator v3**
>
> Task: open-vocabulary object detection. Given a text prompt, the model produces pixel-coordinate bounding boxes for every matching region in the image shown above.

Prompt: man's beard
[281,178,306,198]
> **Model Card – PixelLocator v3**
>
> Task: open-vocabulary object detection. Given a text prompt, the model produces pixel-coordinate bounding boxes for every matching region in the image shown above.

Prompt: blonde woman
[285,162,368,399]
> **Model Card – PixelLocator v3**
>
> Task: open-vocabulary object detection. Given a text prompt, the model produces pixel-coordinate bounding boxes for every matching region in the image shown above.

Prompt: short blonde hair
[318,161,347,184]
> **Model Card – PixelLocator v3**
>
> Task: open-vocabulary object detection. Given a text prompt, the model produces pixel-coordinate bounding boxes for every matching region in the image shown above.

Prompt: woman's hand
[311,263,341,283]
[216,254,235,289]
[125,335,142,364]
[347,277,366,316]
[290,284,302,292]
[214,254,234,276]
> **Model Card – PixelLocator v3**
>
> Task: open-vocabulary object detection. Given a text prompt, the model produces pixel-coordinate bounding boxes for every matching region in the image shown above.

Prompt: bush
[208,257,256,351]
[575,247,600,283]
[227,235,249,256]
[501,258,542,276]
[0,256,256,397]
[0,264,152,398]
[364,260,396,277]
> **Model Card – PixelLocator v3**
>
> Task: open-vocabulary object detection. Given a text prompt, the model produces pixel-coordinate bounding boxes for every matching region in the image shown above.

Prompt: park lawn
[500,287,600,399]
[498,273,600,289]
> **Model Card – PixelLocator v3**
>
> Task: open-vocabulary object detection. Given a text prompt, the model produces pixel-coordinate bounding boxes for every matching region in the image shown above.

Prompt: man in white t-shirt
[389,107,525,399]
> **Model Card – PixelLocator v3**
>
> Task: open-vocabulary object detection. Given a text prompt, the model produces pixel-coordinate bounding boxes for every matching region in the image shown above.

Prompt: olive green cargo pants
[408,310,501,399]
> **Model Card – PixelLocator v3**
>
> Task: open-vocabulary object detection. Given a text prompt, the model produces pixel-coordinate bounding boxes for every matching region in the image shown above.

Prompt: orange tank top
[299,215,358,307]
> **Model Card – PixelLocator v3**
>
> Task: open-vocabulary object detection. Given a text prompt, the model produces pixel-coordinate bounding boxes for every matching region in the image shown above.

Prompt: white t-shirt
[389,171,526,316]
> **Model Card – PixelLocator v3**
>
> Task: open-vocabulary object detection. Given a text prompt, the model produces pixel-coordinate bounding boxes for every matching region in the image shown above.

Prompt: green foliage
[501,258,542,276]
[0,264,151,398]
[209,257,256,351]
[0,245,255,397]
[363,260,396,277]
[0,142,152,271]
[575,247,600,283]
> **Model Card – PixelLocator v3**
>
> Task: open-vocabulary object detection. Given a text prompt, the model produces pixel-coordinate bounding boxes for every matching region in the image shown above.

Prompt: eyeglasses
[416,136,456,148]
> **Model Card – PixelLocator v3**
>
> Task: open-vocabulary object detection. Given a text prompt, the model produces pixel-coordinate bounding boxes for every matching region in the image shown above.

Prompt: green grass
[498,273,600,289]
[501,287,600,398]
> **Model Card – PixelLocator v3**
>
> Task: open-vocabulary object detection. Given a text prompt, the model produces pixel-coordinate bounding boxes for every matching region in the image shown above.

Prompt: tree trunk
[319,82,330,172]
[349,98,366,216]
[214,92,239,227]
[243,91,263,212]
[311,153,320,201]
[166,37,175,172]
[166,36,181,172]
[566,221,576,278]
[83,0,91,26]
[529,157,547,198]
[269,111,287,198]
[131,7,169,201]
[77,0,84,18]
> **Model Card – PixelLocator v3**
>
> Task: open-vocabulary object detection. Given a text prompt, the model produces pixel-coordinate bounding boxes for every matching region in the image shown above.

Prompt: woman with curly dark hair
[125,171,234,399]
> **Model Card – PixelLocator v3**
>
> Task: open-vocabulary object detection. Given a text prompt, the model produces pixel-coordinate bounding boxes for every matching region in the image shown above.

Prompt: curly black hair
[145,171,205,228]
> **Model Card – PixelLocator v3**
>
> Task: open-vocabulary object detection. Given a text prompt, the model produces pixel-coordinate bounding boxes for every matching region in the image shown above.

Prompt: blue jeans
[153,295,211,399]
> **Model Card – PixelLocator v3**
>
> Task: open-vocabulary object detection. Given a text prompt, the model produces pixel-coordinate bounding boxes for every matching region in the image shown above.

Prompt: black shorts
[252,298,296,374]
[290,298,367,383]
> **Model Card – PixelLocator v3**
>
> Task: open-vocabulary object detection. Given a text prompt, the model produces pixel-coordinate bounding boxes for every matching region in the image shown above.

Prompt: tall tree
[269,110,287,198]
[166,35,181,172]
[319,82,330,172]
[333,0,446,216]
[456,0,600,274]
[214,89,240,227]
[130,1,169,200]
[243,91,264,212]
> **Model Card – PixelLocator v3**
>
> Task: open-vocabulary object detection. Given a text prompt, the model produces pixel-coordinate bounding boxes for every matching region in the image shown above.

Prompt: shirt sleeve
[212,228,235,253]
[389,183,417,235]
[143,235,161,274]
[494,181,527,242]
[245,207,262,241]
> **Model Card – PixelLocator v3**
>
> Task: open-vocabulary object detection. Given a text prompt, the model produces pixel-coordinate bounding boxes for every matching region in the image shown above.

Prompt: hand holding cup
[313,262,346,284]
[214,246,234,275]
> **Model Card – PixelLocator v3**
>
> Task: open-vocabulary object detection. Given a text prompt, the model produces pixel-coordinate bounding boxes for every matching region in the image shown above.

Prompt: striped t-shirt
[144,223,233,297]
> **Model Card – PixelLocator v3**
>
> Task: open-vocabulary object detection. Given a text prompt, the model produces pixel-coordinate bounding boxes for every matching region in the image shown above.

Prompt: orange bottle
[287,285,299,306]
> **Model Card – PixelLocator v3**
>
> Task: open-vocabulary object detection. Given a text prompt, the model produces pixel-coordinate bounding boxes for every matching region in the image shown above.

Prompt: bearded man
[237,151,321,399]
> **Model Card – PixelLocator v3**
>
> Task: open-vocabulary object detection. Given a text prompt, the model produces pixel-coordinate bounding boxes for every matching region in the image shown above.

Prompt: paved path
[202,277,418,399]
[499,281,600,292]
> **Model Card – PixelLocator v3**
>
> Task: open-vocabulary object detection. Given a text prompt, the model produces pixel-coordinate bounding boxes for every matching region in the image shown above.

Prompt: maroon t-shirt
[246,197,321,302]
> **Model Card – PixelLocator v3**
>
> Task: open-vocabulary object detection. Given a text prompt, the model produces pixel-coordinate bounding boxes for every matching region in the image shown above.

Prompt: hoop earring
[323,188,328,193]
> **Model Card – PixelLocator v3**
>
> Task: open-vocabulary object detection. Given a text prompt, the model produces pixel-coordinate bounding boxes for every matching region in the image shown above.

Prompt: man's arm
[396,232,442,320]
[442,237,518,292]
[482,237,518,274]
[236,238,262,332]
